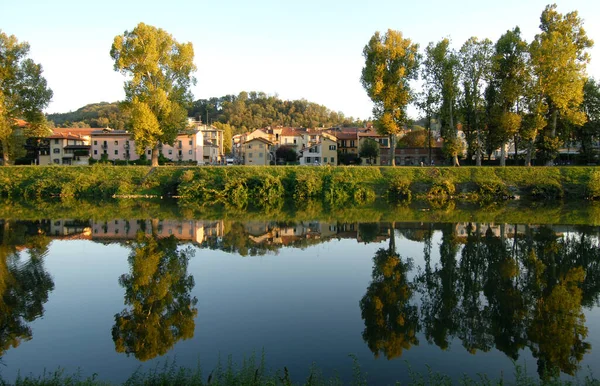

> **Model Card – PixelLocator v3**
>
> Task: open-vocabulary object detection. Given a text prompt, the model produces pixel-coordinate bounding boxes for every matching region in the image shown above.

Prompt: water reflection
[359,224,419,359]
[1,216,599,380]
[0,220,54,358]
[111,225,198,361]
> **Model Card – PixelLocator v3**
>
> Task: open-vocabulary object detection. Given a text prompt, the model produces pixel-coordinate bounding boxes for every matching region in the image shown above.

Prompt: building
[299,137,338,165]
[40,132,91,165]
[243,137,273,165]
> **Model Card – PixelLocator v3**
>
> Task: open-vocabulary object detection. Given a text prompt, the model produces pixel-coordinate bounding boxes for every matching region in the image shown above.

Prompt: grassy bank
[0,165,598,203]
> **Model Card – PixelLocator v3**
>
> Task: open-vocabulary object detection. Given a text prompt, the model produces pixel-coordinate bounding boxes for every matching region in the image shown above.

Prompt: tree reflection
[0,221,54,358]
[413,223,600,380]
[112,230,197,361]
[360,226,419,359]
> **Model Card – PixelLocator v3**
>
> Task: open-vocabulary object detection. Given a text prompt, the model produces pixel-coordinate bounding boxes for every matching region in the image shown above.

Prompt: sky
[2,0,599,121]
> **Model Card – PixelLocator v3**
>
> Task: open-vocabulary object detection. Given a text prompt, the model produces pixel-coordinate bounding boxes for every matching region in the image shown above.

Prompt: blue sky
[1,0,599,120]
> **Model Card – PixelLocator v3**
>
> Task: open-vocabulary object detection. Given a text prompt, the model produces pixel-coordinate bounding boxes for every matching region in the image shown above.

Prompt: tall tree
[0,31,53,165]
[423,39,461,166]
[490,28,528,166]
[111,23,196,167]
[575,78,600,163]
[361,29,420,166]
[529,4,593,165]
[458,37,493,166]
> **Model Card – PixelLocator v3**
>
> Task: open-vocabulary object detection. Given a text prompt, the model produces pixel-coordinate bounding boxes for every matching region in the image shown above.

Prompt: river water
[1,206,599,384]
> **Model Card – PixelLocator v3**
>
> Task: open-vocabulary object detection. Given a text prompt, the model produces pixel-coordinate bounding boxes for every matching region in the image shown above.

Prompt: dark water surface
[1,212,600,384]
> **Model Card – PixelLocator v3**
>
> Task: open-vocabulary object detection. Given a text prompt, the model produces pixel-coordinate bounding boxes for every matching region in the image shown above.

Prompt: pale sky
[1,0,599,120]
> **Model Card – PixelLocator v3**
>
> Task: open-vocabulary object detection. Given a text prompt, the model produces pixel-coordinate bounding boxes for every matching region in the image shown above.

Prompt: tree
[213,122,233,154]
[361,29,420,166]
[458,37,494,166]
[575,79,600,163]
[359,138,380,165]
[112,231,197,361]
[490,28,528,166]
[275,145,298,164]
[397,128,434,148]
[111,23,196,167]
[529,4,594,165]
[0,31,53,165]
[423,39,461,166]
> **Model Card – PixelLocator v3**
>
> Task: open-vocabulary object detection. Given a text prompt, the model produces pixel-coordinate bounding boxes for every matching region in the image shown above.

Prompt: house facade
[40,133,91,165]
[243,137,273,165]
[299,137,337,165]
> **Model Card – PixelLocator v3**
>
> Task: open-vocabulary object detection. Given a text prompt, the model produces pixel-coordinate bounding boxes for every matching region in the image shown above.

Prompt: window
[380,138,389,146]
[54,139,59,144]
[103,150,107,155]
[293,139,297,144]
[350,140,355,147]
[114,150,118,155]
[53,159,60,164]
[94,150,97,155]
[247,144,252,149]
[306,157,311,163]
[168,150,172,155]
[148,150,151,155]
[248,152,253,158]
[331,157,335,163]
[188,150,193,155]
[114,140,119,145]
[178,141,182,147]
[189,140,192,145]
[259,143,263,148]
[329,145,336,150]
[94,140,97,145]
[53,148,60,154]
[259,152,263,158]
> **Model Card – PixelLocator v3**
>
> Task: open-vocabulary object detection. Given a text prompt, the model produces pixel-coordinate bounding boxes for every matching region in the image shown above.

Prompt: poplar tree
[111,23,196,167]
[361,29,420,166]
[423,39,461,166]
[529,4,593,165]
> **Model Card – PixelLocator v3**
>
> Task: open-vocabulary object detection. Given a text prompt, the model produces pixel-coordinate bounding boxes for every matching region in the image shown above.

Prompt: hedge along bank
[0,165,598,203]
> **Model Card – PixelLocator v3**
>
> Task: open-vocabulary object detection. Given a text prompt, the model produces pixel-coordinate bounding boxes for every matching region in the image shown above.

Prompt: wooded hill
[46,92,365,135]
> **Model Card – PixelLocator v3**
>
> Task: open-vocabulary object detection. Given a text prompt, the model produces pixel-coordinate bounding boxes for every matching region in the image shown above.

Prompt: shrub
[428,179,456,198]
[387,177,412,202]
[587,171,600,200]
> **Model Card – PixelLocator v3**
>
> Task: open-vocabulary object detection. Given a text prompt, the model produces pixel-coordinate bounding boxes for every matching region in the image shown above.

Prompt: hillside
[47,92,365,133]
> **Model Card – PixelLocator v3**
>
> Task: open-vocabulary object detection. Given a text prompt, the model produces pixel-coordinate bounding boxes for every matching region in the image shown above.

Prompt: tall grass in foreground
[1,355,599,386]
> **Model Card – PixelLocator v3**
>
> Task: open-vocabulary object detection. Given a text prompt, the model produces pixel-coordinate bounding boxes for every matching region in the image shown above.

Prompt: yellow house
[244,137,273,165]
[299,137,337,165]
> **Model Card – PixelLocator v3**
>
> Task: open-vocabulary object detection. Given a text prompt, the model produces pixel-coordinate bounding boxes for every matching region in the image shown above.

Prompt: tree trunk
[389,134,395,166]
[525,141,533,167]
[500,142,506,167]
[475,128,481,166]
[0,140,9,166]
[151,144,159,167]
[546,109,558,166]
[453,154,460,167]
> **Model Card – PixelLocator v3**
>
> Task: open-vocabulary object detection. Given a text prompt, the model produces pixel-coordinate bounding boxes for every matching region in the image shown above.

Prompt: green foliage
[428,179,456,198]
[188,92,363,134]
[111,23,196,166]
[361,29,420,165]
[0,30,53,164]
[47,102,130,130]
[276,146,298,164]
[387,177,412,202]
[587,171,600,200]
[358,138,380,164]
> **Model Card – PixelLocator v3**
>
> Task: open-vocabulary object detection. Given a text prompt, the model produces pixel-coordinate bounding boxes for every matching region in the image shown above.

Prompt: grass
[1,356,599,386]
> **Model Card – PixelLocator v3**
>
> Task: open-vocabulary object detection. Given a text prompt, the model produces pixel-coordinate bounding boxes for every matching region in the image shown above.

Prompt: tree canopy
[361,29,420,166]
[111,22,196,166]
[0,31,53,164]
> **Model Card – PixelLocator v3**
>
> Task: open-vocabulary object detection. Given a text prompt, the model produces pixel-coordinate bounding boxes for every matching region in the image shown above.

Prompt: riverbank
[0,165,598,203]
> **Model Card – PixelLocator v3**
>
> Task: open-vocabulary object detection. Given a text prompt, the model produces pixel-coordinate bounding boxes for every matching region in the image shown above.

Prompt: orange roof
[280,127,307,137]
[53,128,96,136]
[15,119,28,128]
[47,134,86,140]
[247,137,274,146]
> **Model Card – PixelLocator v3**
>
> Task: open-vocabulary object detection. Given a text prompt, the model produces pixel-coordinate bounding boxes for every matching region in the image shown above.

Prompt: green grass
[1,357,599,386]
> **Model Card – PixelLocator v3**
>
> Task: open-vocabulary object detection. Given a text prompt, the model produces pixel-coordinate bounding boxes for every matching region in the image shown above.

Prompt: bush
[387,177,412,202]
[587,171,600,200]
[428,179,456,198]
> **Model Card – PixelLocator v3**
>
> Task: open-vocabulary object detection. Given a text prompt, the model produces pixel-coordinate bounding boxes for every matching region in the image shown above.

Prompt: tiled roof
[280,127,307,137]
[47,134,87,140]
[247,137,274,146]
[53,128,96,136]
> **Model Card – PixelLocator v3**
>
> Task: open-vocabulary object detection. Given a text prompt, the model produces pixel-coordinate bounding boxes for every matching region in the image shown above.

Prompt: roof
[246,137,274,146]
[280,127,307,137]
[335,132,358,140]
[53,128,96,136]
[47,134,87,141]
[91,129,131,136]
